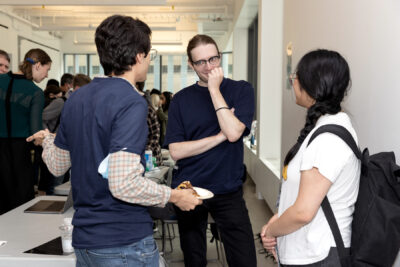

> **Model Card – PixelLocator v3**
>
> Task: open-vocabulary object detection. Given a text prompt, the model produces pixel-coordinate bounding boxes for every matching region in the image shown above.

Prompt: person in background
[43,84,63,108]
[38,84,65,195]
[60,73,74,98]
[261,49,360,266]
[46,78,59,88]
[137,82,163,166]
[0,50,10,74]
[150,88,161,96]
[27,15,200,267]
[0,48,51,214]
[158,91,172,146]
[164,34,257,267]
[72,73,91,91]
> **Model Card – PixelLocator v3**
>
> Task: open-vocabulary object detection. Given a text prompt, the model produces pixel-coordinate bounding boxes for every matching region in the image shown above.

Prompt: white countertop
[0,196,75,267]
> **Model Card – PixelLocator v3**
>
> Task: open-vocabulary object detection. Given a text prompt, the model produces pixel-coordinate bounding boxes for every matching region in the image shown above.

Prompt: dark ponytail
[284,49,350,166]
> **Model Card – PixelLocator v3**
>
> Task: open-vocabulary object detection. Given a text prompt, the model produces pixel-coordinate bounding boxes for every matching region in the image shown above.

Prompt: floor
[153,177,278,267]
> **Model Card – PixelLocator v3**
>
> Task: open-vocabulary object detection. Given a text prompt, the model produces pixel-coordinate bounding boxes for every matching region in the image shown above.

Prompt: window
[63,54,103,79]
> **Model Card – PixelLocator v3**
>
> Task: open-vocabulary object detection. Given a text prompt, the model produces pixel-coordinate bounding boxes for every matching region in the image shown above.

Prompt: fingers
[26,129,51,146]
[260,224,268,237]
[207,67,224,89]
[174,189,202,211]
[262,237,277,250]
[271,249,278,262]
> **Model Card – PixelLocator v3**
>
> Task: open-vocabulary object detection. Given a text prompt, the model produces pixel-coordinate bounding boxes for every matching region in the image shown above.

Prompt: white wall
[282,0,400,164]
[0,8,62,89]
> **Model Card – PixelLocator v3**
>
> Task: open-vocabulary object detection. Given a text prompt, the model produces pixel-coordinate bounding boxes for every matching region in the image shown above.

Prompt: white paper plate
[193,187,214,200]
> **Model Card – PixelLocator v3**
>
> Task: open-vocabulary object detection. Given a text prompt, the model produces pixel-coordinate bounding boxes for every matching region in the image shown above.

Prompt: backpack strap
[307,124,360,267]
[308,124,361,159]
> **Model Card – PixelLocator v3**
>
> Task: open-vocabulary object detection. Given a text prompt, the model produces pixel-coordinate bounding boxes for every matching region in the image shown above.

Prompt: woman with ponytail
[260,49,361,266]
[0,48,51,214]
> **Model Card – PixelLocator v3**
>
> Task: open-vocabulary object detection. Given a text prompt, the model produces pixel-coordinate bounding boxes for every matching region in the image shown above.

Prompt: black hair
[284,49,351,166]
[61,73,74,86]
[46,79,60,88]
[161,91,172,112]
[150,88,161,95]
[136,81,145,92]
[95,15,151,76]
[44,84,62,98]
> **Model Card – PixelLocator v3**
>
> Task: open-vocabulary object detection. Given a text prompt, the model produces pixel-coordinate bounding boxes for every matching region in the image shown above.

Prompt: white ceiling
[1,0,240,53]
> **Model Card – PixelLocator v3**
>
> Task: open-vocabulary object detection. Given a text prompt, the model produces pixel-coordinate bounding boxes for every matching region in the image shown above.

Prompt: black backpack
[307,124,400,267]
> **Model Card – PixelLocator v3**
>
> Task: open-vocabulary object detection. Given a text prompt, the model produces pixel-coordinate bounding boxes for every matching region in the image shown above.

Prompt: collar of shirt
[99,76,144,96]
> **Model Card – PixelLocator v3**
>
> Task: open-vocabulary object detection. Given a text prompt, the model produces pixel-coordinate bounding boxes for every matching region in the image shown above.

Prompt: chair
[158,212,226,266]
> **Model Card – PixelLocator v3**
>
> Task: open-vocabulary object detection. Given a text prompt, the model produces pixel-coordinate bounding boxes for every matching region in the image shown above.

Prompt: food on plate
[176,181,200,197]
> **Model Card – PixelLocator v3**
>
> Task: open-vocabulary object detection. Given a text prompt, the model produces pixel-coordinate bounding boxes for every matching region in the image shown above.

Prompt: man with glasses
[164,34,257,267]
[27,15,201,267]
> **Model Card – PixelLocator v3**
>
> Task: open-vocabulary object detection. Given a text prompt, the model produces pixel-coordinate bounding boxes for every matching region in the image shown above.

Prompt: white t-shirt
[277,112,361,265]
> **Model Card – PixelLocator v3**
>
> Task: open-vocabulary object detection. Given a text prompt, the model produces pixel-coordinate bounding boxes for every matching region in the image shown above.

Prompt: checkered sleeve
[108,151,171,207]
[42,134,71,176]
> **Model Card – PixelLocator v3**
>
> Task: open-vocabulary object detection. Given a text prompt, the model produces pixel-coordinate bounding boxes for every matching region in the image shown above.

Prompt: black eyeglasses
[150,49,158,61]
[192,55,221,67]
[288,73,297,86]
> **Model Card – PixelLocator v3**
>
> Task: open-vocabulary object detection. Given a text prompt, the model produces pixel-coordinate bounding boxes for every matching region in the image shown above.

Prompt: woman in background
[261,49,360,266]
[137,82,163,166]
[0,48,51,214]
[157,91,172,146]
[39,84,65,195]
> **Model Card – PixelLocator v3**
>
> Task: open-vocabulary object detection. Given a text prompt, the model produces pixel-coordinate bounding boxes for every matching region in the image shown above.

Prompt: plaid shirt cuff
[108,151,171,207]
[42,134,71,176]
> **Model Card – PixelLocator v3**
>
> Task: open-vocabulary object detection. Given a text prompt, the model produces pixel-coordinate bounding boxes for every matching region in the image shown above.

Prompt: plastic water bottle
[145,150,153,171]
[59,217,74,253]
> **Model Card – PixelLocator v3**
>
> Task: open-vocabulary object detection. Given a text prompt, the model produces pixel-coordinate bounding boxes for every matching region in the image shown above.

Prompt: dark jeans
[174,187,257,267]
[0,138,34,214]
[281,247,349,267]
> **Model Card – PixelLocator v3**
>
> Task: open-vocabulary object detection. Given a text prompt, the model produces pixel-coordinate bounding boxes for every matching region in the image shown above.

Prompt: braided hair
[284,49,351,166]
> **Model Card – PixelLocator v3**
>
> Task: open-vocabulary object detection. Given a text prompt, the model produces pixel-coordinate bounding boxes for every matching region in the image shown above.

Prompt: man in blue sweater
[164,34,257,267]
[27,15,201,266]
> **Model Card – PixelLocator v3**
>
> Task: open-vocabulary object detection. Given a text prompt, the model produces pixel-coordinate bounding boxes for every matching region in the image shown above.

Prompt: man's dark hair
[61,73,74,86]
[187,34,220,63]
[46,79,60,88]
[0,49,10,62]
[95,15,152,76]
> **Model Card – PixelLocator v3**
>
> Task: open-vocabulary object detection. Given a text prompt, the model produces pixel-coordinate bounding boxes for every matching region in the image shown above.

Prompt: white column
[257,0,283,163]
[232,28,248,81]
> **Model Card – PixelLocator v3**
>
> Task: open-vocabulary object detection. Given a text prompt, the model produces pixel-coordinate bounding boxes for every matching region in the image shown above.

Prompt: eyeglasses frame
[191,54,221,67]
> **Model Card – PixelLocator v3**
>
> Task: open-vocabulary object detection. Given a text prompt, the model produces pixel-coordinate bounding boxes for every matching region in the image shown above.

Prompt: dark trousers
[174,187,257,267]
[281,247,348,267]
[0,138,34,214]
